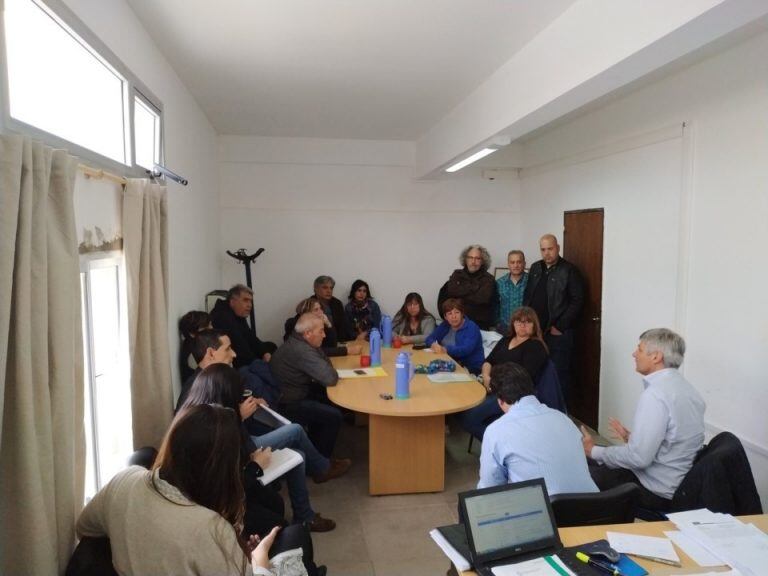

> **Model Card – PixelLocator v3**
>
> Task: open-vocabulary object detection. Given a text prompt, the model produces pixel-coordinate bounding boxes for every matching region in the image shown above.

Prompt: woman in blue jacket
[425,298,484,374]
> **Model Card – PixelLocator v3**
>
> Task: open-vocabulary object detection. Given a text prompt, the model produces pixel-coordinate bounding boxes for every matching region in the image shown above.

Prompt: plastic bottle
[381,315,392,348]
[395,352,410,399]
[369,328,382,367]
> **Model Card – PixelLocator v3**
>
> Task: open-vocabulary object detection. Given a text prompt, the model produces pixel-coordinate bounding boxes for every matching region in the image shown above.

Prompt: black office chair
[66,448,157,576]
[550,483,639,527]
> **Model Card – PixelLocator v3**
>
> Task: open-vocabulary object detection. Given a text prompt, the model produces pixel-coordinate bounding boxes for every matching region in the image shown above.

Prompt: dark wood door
[563,209,604,429]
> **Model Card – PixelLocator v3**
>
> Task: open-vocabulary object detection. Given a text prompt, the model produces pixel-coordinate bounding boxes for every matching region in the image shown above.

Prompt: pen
[575,552,625,576]
[629,553,682,567]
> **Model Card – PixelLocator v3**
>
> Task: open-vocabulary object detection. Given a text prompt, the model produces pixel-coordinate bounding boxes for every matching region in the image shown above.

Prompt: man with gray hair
[437,244,498,330]
[312,275,352,342]
[581,328,705,510]
[271,313,344,459]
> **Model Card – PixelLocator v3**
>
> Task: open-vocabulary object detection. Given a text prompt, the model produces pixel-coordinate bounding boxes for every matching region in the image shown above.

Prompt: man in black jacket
[437,245,498,330]
[523,234,584,403]
[312,275,352,342]
[210,284,276,369]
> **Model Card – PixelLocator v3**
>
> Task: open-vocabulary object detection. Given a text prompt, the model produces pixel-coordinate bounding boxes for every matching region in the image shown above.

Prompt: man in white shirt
[581,328,706,510]
[479,362,598,495]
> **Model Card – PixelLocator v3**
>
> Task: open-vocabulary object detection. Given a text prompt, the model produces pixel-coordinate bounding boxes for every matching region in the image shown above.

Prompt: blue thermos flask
[370,328,382,367]
[381,315,392,348]
[395,352,410,399]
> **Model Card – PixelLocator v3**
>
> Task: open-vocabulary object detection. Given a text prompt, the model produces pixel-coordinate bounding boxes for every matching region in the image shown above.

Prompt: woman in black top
[458,306,549,441]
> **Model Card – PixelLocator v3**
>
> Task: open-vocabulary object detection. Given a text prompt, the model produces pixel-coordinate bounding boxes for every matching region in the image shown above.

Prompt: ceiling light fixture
[445,135,512,173]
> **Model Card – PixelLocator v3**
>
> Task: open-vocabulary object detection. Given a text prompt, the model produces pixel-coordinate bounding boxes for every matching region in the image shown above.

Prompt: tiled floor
[304,417,480,576]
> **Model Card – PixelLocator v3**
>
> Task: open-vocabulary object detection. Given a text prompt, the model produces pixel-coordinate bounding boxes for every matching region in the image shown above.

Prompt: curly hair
[459,245,491,271]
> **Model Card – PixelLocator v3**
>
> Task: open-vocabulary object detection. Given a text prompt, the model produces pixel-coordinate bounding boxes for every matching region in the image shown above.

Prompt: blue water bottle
[381,315,392,348]
[395,352,410,399]
[370,328,382,367]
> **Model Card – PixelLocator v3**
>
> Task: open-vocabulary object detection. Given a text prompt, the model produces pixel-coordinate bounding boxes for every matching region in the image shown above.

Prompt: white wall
[519,29,768,507]
[218,136,521,343]
[62,0,221,389]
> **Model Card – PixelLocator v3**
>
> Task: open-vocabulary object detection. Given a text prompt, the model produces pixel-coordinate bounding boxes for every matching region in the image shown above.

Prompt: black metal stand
[226,248,265,336]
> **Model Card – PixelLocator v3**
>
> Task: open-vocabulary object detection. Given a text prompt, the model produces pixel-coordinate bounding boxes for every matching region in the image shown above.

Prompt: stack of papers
[258,448,304,486]
[607,531,681,565]
[427,373,475,383]
[665,508,768,576]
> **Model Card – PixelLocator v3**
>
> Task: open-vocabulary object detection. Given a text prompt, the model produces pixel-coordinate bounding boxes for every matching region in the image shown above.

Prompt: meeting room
[2,1,768,575]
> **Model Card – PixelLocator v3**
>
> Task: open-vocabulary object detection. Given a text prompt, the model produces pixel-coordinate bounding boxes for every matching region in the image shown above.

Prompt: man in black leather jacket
[524,234,584,403]
[437,245,498,330]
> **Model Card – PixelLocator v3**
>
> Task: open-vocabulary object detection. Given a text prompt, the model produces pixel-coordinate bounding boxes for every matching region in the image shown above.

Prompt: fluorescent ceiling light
[445,148,498,173]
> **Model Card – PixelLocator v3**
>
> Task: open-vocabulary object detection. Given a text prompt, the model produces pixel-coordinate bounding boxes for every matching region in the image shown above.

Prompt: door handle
[591,316,601,322]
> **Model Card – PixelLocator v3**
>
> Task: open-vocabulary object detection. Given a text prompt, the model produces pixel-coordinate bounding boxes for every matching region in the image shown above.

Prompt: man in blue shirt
[478,362,598,495]
[496,250,528,334]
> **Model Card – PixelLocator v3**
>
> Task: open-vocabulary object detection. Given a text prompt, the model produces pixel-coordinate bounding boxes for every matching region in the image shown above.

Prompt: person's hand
[251,526,280,570]
[322,314,332,328]
[347,344,362,355]
[239,397,259,420]
[251,447,272,469]
[261,352,272,362]
[400,336,412,345]
[254,397,269,408]
[550,326,562,336]
[580,425,595,458]
[608,417,630,443]
[431,342,446,354]
[245,533,260,555]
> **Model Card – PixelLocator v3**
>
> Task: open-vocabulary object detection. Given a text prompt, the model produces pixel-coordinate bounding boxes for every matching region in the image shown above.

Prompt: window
[1,0,163,173]
[80,257,132,499]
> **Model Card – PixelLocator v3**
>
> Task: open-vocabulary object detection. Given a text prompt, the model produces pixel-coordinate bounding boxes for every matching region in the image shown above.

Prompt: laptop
[457,478,568,576]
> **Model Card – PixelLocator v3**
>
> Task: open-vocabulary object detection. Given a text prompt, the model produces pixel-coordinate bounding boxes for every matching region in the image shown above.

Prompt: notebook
[458,479,580,576]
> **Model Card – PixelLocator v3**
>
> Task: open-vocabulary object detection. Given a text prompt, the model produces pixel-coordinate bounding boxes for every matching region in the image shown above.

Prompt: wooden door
[563,209,604,429]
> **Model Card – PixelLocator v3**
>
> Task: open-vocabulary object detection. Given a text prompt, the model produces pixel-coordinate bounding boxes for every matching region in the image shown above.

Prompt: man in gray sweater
[271,313,344,459]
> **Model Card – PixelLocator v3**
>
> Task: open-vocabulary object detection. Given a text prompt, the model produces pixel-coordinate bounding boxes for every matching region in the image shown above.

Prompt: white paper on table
[687,523,768,576]
[667,508,733,528]
[429,529,470,572]
[491,555,575,576]
[664,530,724,567]
[670,571,743,576]
[606,531,680,562]
[427,372,475,383]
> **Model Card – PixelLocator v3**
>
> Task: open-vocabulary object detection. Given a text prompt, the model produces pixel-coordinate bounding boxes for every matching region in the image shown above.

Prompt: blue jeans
[457,394,502,440]
[251,424,328,523]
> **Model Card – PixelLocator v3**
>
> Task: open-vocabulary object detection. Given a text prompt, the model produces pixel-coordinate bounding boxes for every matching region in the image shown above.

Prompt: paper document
[429,529,470,572]
[491,555,575,576]
[427,373,475,383]
[258,448,303,486]
[664,530,724,567]
[607,532,680,563]
[337,367,388,378]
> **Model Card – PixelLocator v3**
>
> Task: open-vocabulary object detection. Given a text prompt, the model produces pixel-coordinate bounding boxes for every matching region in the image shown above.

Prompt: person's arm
[76,477,111,538]
[477,427,507,489]
[408,316,436,345]
[481,362,493,391]
[424,321,447,347]
[301,347,339,387]
[590,391,668,470]
[445,322,482,359]
[553,266,585,331]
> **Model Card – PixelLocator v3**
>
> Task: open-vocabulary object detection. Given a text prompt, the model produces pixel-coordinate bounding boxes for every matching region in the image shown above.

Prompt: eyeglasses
[513,319,533,324]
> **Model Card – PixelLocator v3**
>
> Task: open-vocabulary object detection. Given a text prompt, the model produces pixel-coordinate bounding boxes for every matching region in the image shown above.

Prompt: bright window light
[445,148,499,173]
[134,96,160,170]
[5,0,127,163]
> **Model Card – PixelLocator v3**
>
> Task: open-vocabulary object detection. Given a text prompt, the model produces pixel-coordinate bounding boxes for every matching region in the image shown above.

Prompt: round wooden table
[329,346,486,495]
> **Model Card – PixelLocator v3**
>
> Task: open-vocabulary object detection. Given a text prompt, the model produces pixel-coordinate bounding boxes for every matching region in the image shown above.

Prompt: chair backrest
[672,431,763,515]
[550,483,639,527]
[535,359,567,414]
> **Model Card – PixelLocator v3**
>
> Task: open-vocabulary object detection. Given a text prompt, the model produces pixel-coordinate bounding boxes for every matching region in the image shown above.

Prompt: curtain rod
[78,163,128,186]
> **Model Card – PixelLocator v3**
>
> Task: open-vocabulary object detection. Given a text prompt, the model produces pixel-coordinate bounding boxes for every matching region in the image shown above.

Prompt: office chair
[550,483,639,527]
[66,448,157,576]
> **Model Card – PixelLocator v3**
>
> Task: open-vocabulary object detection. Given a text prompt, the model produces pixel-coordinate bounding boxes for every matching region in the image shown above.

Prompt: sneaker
[312,458,351,483]
[306,513,336,532]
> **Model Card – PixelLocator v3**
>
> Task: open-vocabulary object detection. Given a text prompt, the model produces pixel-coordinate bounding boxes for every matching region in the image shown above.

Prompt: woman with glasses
[458,306,549,441]
[76,404,295,575]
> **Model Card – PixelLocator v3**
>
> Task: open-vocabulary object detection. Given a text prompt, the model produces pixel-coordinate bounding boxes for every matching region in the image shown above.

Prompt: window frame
[0,0,164,177]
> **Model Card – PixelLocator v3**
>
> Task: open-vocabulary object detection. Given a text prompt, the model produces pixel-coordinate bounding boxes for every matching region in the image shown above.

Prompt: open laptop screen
[460,479,559,564]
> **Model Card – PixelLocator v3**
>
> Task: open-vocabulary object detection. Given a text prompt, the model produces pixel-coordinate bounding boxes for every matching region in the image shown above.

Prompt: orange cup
[360,355,371,367]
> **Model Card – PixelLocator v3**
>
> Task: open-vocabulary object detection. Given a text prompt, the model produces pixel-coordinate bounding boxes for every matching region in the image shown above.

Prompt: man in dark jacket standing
[524,234,584,402]
[210,284,277,370]
[437,245,498,330]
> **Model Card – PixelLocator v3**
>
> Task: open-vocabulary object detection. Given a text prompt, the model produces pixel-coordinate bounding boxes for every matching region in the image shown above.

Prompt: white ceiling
[125,0,577,140]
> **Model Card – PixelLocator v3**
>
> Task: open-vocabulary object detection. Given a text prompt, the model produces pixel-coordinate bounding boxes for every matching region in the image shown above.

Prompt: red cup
[393,337,402,349]
[360,355,371,367]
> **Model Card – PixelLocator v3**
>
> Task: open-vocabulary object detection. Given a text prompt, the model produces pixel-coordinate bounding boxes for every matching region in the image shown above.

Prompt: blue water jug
[395,352,410,399]
[369,328,382,367]
[381,315,392,348]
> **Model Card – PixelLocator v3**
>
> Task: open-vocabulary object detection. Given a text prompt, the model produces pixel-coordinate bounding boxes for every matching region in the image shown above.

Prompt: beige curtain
[123,179,173,449]
[0,135,85,575]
